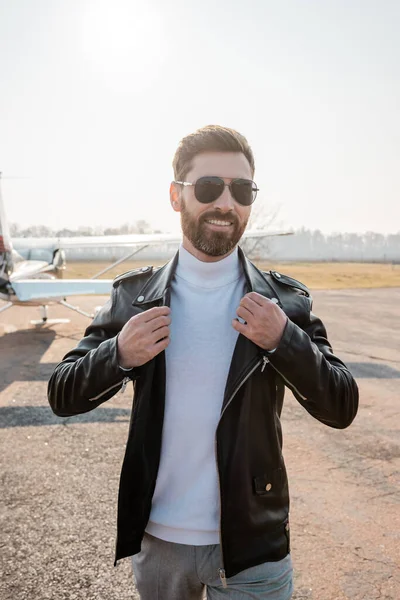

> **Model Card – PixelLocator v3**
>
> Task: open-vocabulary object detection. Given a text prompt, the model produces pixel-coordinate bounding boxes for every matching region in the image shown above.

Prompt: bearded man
[48,125,358,600]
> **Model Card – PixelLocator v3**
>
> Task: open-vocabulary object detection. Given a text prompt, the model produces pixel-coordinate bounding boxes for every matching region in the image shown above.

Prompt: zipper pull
[219,568,228,588]
[121,377,129,394]
[261,355,269,372]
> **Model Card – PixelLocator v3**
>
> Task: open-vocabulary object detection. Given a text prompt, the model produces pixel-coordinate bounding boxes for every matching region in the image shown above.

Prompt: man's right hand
[117,306,171,369]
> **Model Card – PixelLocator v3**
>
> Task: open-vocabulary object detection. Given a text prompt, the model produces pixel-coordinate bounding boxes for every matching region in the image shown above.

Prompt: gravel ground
[0,288,399,600]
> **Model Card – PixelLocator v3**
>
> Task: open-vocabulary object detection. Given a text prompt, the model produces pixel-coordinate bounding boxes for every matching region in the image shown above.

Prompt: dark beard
[180,199,249,257]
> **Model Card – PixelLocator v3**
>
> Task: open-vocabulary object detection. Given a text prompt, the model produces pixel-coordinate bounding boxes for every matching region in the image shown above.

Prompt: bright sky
[0,0,399,234]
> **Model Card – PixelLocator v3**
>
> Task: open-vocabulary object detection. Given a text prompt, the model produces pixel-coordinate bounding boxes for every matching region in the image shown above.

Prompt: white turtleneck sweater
[145,244,247,545]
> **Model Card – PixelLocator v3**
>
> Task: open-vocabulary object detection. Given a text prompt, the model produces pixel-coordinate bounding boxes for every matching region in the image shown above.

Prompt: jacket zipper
[88,377,130,402]
[120,377,130,393]
[267,360,307,401]
[215,354,264,587]
[215,351,306,583]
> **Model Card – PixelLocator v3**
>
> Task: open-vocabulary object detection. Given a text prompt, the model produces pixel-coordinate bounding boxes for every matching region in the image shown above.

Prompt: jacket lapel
[238,246,283,307]
[221,248,284,411]
[131,246,280,413]
[132,250,179,308]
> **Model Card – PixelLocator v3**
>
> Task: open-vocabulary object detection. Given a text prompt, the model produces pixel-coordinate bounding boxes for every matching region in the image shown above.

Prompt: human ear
[169,182,182,212]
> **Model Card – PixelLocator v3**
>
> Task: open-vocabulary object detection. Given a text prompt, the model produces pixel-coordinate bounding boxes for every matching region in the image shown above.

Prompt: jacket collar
[239,247,283,307]
[132,250,179,307]
[132,245,283,307]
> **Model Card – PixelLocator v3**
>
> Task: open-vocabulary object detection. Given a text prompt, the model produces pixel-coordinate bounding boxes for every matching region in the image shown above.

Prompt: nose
[212,183,236,212]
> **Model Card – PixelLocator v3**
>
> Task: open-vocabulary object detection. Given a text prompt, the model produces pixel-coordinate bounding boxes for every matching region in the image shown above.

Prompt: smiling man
[48,125,358,600]
[174,150,253,260]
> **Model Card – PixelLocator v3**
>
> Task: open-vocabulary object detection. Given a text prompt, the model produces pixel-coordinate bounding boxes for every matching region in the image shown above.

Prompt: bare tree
[241,202,282,260]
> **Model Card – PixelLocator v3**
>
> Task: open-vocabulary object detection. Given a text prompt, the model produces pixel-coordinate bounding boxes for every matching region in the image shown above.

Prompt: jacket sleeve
[47,286,140,417]
[269,308,359,429]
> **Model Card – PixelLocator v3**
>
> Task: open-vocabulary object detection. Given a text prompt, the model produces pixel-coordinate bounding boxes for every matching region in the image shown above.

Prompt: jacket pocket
[253,468,284,495]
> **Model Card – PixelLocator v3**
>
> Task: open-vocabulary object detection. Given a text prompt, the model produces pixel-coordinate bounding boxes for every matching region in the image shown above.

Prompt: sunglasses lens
[194,177,224,204]
[232,179,257,206]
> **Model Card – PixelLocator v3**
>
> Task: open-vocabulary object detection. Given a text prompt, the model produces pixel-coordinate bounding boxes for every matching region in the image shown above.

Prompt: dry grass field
[65,260,400,289]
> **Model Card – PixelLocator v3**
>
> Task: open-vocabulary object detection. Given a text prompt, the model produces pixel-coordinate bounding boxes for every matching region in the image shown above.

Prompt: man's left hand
[232,292,288,351]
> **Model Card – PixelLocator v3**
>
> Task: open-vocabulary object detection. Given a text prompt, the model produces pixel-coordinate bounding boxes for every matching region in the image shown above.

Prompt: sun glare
[81,0,164,79]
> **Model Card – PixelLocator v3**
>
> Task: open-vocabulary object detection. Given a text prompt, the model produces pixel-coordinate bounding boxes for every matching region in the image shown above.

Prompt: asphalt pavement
[0,288,399,600]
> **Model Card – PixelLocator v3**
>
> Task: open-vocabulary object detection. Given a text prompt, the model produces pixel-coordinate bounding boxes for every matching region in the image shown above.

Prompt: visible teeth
[206,220,232,226]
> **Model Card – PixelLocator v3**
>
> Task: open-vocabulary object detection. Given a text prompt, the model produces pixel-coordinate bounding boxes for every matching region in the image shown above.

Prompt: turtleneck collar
[175,244,243,289]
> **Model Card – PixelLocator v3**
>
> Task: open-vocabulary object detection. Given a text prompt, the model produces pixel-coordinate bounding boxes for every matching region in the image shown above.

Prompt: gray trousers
[132,533,294,599]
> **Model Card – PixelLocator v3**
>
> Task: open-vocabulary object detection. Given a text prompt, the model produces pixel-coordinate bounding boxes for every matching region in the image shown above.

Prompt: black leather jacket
[48,247,358,578]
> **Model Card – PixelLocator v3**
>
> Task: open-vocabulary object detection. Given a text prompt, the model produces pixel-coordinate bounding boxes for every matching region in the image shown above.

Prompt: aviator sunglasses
[174,176,259,206]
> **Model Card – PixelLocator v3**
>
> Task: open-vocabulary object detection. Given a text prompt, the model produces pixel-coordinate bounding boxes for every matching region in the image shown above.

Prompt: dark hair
[173,125,255,181]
